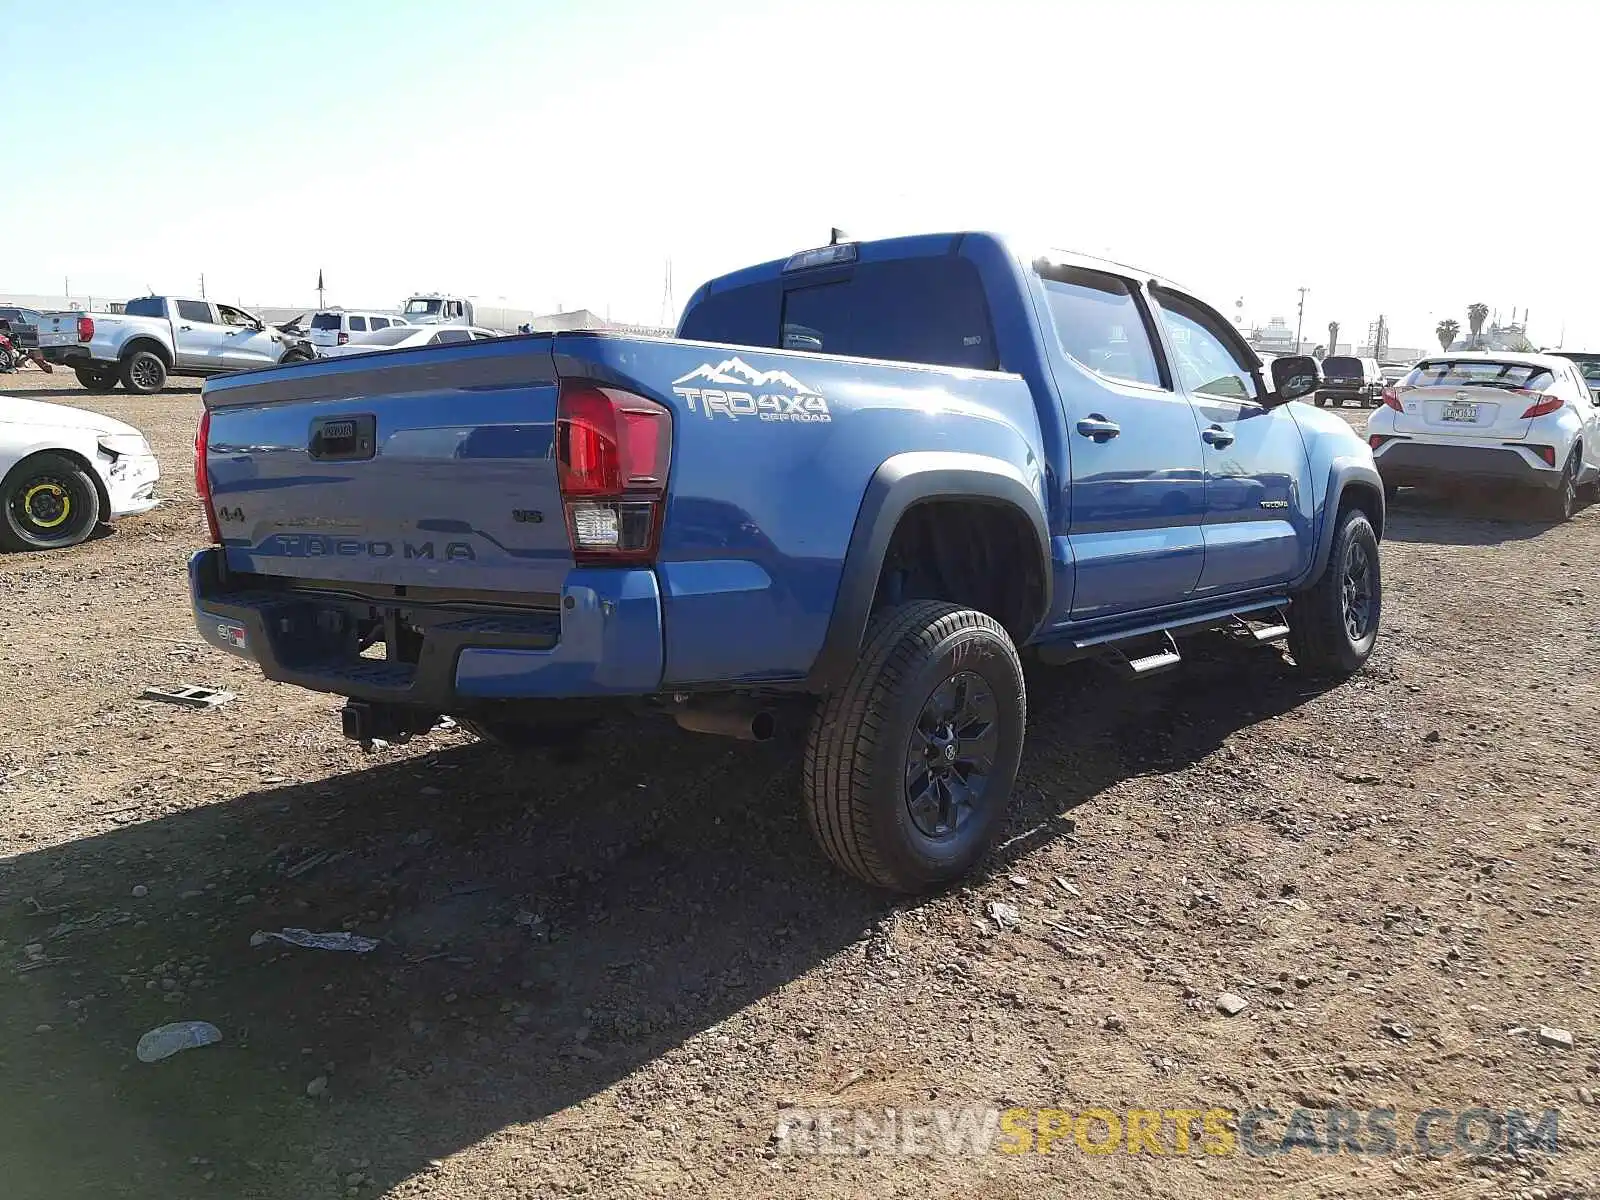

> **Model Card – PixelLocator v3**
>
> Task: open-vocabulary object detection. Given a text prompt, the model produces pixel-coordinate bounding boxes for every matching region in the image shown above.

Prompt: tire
[0,452,103,552]
[74,366,118,392]
[1288,507,1381,677]
[803,600,1026,893]
[1539,448,1579,522]
[120,348,167,395]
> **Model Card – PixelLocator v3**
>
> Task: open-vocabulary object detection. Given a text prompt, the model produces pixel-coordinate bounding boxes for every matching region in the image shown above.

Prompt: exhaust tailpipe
[674,701,777,742]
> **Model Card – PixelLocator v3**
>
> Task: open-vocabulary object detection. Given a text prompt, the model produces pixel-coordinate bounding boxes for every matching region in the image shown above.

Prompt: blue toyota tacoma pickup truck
[190,232,1383,892]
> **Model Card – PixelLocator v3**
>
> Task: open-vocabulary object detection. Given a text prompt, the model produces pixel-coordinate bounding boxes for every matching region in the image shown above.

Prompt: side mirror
[1269,355,1320,403]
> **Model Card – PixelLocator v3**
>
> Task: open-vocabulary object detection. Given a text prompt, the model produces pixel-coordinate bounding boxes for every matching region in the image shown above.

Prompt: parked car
[34,297,316,394]
[308,310,409,351]
[1551,351,1600,398]
[1368,351,1600,519]
[1379,361,1414,387]
[189,232,1384,893]
[0,394,159,550]
[1317,356,1386,407]
[317,324,500,357]
[0,306,43,350]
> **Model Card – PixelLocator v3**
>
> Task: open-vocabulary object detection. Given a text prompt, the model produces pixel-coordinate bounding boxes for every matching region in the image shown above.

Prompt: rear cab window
[311,313,342,330]
[680,253,999,371]
[176,300,213,324]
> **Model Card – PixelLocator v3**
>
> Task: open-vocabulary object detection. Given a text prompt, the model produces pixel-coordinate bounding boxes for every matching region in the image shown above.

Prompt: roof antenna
[829,227,850,245]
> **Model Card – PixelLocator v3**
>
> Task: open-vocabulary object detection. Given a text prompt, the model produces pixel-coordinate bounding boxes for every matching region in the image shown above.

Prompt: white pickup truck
[35,297,315,394]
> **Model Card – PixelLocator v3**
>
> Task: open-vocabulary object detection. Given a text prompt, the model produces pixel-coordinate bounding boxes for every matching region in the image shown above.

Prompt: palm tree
[1467,303,1489,348]
[1436,318,1460,351]
[1327,321,1340,356]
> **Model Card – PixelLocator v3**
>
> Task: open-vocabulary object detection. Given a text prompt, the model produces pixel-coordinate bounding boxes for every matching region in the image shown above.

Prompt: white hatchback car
[1367,351,1600,520]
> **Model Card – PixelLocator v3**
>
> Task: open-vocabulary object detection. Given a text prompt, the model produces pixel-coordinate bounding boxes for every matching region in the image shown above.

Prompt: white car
[1367,351,1600,520]
[318,325,501,357]
[0,395,159,550]
[307,310,409,351]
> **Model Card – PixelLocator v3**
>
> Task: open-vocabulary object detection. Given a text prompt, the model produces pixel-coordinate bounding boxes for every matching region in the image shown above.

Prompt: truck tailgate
[202,336,573,596]
[34,312,81,349]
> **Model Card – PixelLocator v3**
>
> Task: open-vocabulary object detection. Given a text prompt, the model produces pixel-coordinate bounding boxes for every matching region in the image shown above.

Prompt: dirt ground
[0,367,1595,1200]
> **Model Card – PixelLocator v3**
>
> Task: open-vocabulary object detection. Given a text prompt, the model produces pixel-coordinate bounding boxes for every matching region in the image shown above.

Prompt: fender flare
[805,451,1052,692]
[118,335,173,366]
[1295,456,1385,590]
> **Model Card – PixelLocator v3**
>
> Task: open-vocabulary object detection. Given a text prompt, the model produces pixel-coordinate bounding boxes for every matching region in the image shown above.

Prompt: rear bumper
[1373,439,1561,488]
[39,345,94,366]
[188,548,665,707]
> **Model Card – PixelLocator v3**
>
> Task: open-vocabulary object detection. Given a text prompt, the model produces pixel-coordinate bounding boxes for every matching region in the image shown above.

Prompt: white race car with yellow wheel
[0,395,160,551]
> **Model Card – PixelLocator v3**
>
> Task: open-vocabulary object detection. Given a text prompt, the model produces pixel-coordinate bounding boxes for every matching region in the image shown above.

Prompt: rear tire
[75,366,118,392]
[803,600,1026,893]
[1288,507,1381,677]
[0,452,102,552]
[1539,450,1578,522]
[120,348,167,394]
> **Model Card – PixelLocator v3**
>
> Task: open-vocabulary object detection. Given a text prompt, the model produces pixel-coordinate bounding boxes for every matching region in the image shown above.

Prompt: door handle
[1076,415,1121,442]
[179,325,192,331]
[1202,425,1235,448]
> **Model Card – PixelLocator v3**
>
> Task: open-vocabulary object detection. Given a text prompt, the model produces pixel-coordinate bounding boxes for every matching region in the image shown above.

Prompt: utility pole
[199,273,206,299]
[317,269,325,312]
[1294,287,1309,353]
[64,276,70,298]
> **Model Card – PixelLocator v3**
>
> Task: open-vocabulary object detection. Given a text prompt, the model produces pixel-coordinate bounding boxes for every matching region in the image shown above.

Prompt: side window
[370,317,388,330]
[1152,289,1260,401]
[469,330,496,341]
[349,316,367,332]
[176,300,213,324]
[432,328,469,344]
[1036,266,1164,388]
[216,304,252,327]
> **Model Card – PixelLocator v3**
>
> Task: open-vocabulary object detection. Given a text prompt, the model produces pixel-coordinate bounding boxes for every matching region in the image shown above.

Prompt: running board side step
[1234,605,1291,643]
[1103,630,1182,677]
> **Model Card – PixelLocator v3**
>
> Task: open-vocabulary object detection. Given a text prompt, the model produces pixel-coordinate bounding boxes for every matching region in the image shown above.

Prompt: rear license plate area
[1441,402,1479,422]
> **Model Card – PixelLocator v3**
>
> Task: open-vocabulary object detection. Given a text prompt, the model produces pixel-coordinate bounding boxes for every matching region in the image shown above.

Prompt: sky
[6,0,1596,351]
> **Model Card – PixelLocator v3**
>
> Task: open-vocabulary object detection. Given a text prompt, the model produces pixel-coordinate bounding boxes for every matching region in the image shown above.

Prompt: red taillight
[195,408,220,544]
[1369,434,1390,449]
[1381,386,1402,412]
[337,330,349,345]
[556,382,672,564]
[1528,444,1557,467]
[76,315,94,342]
[1517,391,1562,419]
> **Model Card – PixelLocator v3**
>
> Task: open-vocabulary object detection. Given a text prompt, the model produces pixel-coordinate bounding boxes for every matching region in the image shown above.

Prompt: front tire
[120,349,167,395]
[1288,507,1381,677]
[0,452,103,552]
[803,601,1026,893]
[75,366,118,392]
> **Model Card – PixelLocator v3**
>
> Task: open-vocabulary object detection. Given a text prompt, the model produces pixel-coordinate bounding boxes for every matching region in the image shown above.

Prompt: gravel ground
[1,368,1596,1200]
